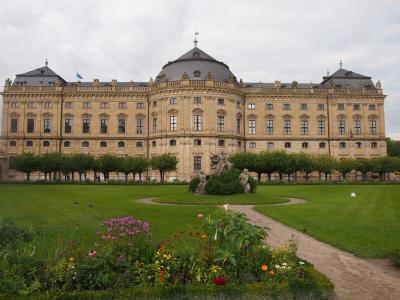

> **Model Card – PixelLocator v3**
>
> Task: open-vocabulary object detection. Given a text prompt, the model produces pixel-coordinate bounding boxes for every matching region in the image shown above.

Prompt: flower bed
[0,212,333,299]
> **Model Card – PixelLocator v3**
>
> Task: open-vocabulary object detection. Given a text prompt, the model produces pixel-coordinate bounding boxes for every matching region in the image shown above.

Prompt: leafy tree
[9,153,39,181]
[314,155,336,181]
[259,151,278,182]
[372,157,398,181]
[354,158,375,181]
[293,153,315,181]
[37,153,64,181]
[134,156,149,181]
[150,154,178,183]
[273,151,289,181]
[97,154,121,181]
[59,154,74,181]
[335,158,356,180]
[387,138,400,157]
[70,153,96,181]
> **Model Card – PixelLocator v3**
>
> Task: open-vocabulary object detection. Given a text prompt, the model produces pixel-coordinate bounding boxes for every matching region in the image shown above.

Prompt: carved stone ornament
[181,72,189,80]
[149,78,154,86]
[239,169,251,193]
[210,152,233,176]
[195,172,207,194]
[5,78,11,86]
[207,72,213,80]
[274,80,281,88]
[376,80,382,89]
[291,81,298,88]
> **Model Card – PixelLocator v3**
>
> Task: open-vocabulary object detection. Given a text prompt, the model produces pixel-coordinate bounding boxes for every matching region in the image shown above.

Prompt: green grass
[0,183,399,259]
[253,185,400,258]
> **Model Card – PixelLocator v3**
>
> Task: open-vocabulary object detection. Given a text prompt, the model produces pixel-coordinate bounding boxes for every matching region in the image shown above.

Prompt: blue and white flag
[76,72,83,80]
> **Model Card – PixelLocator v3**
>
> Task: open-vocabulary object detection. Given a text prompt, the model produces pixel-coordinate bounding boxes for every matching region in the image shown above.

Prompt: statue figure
[239,169,251,193]
[210,152,233,175]
[376,80,382,89]
[274,80,281,89]
[207,72,213,80]
[181,72,189,80]
[195,172,207,194]
[5,78,11,87]
[291,80,298,88]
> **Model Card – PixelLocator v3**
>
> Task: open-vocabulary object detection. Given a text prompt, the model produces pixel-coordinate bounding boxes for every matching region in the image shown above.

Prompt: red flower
[159,270,165,275]
[213,276,227,286]
[160,277,165,282]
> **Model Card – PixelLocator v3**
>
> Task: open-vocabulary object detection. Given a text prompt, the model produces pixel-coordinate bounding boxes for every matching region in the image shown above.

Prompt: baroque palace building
[0,46,387,181]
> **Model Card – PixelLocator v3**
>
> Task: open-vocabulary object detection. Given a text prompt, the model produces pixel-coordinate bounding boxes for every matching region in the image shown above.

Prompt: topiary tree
[335,158,356,181]
[9,153,39,181]
[150,154,178,183]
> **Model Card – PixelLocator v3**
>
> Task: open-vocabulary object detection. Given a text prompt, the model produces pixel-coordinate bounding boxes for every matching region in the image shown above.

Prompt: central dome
[156,47,237,83]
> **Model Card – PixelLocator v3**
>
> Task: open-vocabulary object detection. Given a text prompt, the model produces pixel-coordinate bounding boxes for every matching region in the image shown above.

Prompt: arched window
[355,142,362,148]
[82,141,89,147]
[339,142,346,149]
[284,142,291,149]
[249,142,256,148]
[9,140,16,147]
[43,140,50,147]
[136,141,144,148]
[64,141,71,147]
[26,140,33,147]
[371,141,378,148]
[193,70,201,77]
[302,142,309,149]
[194,139,202,146]
[169,139,177,146]
[100,141,107,148]
[267,142,274,149]
[151,141,156,147]
[319,142,326,149]
[118,141,125,148]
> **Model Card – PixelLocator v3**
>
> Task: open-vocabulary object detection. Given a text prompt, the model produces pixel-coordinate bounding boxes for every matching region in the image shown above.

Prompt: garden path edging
[136,197,400,300]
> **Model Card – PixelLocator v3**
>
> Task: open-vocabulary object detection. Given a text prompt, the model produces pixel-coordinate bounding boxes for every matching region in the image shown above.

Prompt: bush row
[229,151,400,182]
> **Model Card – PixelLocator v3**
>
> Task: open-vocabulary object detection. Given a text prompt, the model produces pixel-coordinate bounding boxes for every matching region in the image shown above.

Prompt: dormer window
[193,70,201,77]
[193,51,200,57]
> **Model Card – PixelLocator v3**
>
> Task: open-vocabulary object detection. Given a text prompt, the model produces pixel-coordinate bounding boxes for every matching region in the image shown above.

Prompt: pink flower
[88,250,97,257]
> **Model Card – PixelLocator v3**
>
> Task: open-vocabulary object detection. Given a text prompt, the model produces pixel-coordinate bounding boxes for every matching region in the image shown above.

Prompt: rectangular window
[118,102,127,109]
[152,117,157,133]
[83,102,92,109]
[43,118,51,133]
[249,120,256,135]
[218,98,224,105]
[136,118,144,134]
[217,116,225,132]
[248,103,256,109]
[283,103,290,110]
[318,120,325,135]
[284,119,291,135]
[236,101,241,108]
[301,120,308,135]
[353,104,360,110]
[136,102,145,109]
[266,119,273,135]
[11,101,18,108]
[118,118,126,134]
[27,101,35,108]
[370,120,377,134]
[100,118,108,134]
[369,104,376,111]
[194,139,202,146]
[100,102,108,109]
[266,103,273,110]
[152,101,157,107]
[27,118,35,133]
[338,103,345,111]
[10,119,18,133]
[218,140,225,147]
[354,120,361,135]
[65,101,72,109]
[300,103,307,110]
[44,101,52,108]
[83,118,90,133]
[65,118,72,133]
[318,104,325,111]
[170,98,177,104]
[194,115,202,131]
[193,97,201,104]
[236,118,241,133]
[194,156,202,172]
[170,115,177,131]
[338,120,345,135]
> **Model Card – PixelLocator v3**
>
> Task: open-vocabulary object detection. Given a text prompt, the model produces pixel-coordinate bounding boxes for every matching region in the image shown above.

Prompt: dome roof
[156,47,237,83]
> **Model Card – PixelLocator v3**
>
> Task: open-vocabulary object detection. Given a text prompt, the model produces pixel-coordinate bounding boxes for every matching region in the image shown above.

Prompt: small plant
[390,249,400,268]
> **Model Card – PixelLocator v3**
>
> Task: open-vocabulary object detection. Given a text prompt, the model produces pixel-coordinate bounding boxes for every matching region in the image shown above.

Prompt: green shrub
[188,176,200,192]
[390,249,400,268]
[205,169,243,195]
[0,218,33,250]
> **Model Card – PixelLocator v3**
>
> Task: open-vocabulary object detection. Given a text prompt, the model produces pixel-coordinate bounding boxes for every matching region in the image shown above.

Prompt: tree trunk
[305,173,309,182]
[324,173,328,182]
[84,173,87,181]
[49,173,52,181]
[125,173,128,182]
[287,174,291,182]
[267,173,272,182]
[160,171,164,183]
[343,173,346,180]
[27,172,31,181]
[257,172,262,182]
[79,173,82,182]
[279,173,283,181]
[139,173,142,181]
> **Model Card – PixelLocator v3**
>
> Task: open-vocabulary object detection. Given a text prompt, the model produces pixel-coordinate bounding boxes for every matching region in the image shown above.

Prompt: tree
[97,154,120,181]
[134,156,149,181]
[293,153,315,182]
[335,158,356,181]
[387,138,400,157]
[273,151,289,181]
[9,153,39,181]
[70,153,96,181]
[372,157,398,181]
[354,158,375,181]
[150,154,178,183]
[37,153,64,181]
[59,154,74,181]
[314,155,336,181]
[259,151,278,182]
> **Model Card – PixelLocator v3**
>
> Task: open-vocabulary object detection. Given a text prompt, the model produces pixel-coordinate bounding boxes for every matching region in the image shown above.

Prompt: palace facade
[0,46,387,180]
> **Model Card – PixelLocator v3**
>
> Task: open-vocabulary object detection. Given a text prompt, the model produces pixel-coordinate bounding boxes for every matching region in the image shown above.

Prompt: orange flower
[269,270,275,276]
[261,265,268,271]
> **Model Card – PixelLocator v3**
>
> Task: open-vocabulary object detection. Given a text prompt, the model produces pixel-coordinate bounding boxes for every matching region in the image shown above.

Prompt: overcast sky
[1,0,399,139]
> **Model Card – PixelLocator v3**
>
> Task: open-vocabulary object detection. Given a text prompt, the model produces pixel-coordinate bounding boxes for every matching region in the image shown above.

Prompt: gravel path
[136,197,400,300]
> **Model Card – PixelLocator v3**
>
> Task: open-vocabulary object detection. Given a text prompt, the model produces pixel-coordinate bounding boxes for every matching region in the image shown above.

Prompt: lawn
[0,183,399,259]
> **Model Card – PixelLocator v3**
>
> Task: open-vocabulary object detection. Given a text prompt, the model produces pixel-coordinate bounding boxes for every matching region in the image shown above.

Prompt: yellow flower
[69,257,74,262]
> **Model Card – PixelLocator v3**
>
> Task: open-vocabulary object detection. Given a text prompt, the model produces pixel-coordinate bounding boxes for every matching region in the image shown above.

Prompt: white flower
[282,262,287,266]
[214,229,218,240]
[299,261,305,265]
[222,204,229,211]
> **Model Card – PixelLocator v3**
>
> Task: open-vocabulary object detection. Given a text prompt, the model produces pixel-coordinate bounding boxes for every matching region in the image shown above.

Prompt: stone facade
[0,47,387,181]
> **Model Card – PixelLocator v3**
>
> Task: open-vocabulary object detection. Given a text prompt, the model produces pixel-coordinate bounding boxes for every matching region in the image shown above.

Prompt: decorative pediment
[317,114,326,120]
[265,114,275,119]
[352,114,362,120]
[247,114,257,119]
[168,109,178,115]
[26,112,36,118]
[81,113,92,118]
[64,113,74,118]
[136,113,146,119]
[217,109,226,116]
[151,112,158,117]
[117,113,127,118]
[337,114,346,119]
[193,108,203,114]
[99,113,109,118]
[368,114,378,120]
[299,114,309,120]
[10,112,20,117]
[42,112,53,117]
[282,114,292,119]
[236,112,243,118]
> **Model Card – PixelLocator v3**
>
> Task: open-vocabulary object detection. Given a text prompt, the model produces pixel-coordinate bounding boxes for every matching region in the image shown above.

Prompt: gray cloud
[1,0,399,138]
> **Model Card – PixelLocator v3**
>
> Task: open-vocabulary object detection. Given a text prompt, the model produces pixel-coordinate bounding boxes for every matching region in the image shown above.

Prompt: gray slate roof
[321,68,375,89]
[13,66,67,86]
